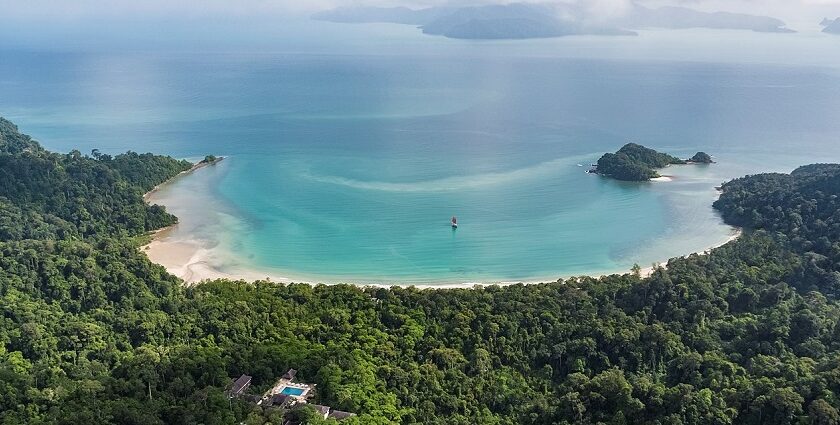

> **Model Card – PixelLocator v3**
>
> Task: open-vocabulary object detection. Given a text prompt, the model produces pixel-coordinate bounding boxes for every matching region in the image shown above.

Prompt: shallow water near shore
[144,151,762,285]
[4,26,840,284]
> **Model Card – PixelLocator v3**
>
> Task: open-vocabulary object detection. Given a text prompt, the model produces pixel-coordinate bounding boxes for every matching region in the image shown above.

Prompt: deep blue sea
[2,24,839,284]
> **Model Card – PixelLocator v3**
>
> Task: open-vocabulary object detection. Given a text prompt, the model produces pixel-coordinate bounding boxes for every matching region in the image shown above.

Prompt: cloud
[643,0,840,20]
[579,0,635,22]
[0,0,838,25]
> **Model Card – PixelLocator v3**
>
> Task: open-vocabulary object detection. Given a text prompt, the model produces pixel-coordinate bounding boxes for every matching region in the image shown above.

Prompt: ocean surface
[2,24,840,284]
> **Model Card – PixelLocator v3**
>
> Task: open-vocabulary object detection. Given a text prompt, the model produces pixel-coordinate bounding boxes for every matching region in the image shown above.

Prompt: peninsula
[143,154,224,201]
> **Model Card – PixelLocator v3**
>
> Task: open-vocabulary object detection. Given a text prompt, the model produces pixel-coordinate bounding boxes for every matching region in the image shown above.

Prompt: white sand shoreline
[142,224,743,289]
[143,157,224,202]
[141,156,742,290]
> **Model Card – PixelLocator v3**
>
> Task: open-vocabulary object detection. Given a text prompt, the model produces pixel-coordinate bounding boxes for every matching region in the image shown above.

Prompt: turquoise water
[2,26,840,284]
[280,387,305,397]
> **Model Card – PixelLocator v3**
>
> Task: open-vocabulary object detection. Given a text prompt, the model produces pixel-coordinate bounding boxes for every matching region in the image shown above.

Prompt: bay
[2,25,839,284]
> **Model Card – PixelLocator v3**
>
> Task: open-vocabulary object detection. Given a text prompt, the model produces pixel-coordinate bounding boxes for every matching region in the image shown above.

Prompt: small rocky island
[200,154,221,165]
[590,143,713,181]
[689,151,714,163]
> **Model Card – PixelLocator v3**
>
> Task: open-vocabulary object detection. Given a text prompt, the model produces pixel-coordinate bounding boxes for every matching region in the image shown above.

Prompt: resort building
[266,394,291,408]
[282,368,297,380]
[228,369,354,421]
[328,410,356,420]
[267,369,312,401]
[309,405,356,420]
[228,374,252,398]
[311,405,331,418]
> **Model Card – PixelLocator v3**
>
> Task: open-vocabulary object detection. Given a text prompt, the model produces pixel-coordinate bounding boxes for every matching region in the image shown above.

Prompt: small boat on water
[451,216,458,228]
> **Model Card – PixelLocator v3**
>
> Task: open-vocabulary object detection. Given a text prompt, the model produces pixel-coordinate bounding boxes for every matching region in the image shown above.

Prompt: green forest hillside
[594,143,712,181]
[1,118,840,424]
[595,143,686,181]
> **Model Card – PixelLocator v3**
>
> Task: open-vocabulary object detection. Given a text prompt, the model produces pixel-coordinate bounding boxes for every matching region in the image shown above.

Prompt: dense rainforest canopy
[1,117,840,424]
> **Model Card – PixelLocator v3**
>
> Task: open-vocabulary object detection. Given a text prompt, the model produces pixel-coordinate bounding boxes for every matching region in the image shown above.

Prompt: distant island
[313,3,793,40]
[618,6,794,34]
[689,151,714,164]
[591,143,713,181]
[821,18,840,34]
[417,4,634,39]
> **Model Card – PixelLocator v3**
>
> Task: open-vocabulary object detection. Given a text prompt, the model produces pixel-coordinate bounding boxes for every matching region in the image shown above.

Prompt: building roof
[230,374,252,395]
[282,368,297,380]
[270,394,290,406]
[328,410,356,420]
[310,404,331,416]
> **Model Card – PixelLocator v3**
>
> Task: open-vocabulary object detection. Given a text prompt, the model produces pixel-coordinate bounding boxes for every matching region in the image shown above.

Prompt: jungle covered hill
[594,143,712,181]
[1,117,840,424]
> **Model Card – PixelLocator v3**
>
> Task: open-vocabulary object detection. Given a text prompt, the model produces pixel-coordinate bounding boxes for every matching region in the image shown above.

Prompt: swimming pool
[280,387,305,396]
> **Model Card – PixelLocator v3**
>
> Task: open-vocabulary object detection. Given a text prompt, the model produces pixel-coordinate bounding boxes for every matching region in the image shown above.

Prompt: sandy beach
[142,224,292,285]
[141,155,742,289]
[143,236,286,284]
[143,157,224,202]
[142,217,743,289]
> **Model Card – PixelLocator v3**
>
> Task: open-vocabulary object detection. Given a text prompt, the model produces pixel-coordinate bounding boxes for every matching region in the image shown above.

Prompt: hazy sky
[1,0,838,20]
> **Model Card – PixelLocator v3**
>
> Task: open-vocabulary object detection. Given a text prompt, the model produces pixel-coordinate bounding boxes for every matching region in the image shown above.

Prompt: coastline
[143,157,225,202]
[141,155,741,289]
[142,213,742,289]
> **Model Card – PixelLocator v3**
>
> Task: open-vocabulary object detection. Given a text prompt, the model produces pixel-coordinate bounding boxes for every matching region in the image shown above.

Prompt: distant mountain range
[619,6,792,33]
[821,18,840,34]
[312,3,794,40]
